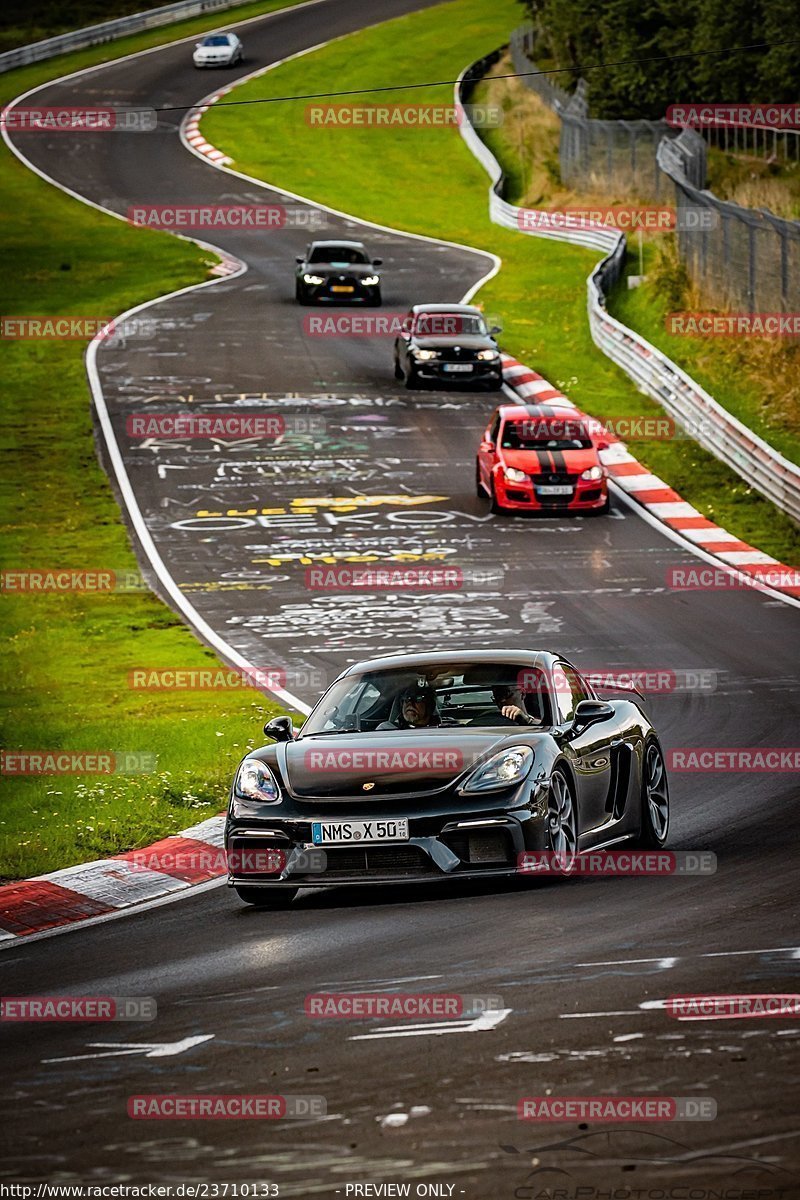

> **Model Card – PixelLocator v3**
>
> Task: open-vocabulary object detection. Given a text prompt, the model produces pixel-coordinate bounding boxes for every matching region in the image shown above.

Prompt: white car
[192,33,243,68]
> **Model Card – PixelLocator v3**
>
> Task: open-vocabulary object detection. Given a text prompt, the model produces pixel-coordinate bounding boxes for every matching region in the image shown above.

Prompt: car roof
[307,240,367,249]
[338,649,559,678]
[497,403,583,420]
[410,303,483,315]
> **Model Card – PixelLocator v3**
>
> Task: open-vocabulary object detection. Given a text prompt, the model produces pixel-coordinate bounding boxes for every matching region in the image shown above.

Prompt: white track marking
[350,1007,511,1039]
[43,1033,215,1063]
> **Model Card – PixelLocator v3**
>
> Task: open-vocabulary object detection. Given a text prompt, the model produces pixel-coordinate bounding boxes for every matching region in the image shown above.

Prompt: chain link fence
[658,131,800,311]
[509,24,800,314]
[509,27,680,201]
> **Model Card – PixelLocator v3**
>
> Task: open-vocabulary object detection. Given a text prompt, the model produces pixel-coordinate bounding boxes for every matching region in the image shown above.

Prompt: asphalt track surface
[2,0,800,1193]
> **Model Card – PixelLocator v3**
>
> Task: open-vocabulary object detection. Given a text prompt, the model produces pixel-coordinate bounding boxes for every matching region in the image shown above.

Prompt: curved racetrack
[2,0,799,1192]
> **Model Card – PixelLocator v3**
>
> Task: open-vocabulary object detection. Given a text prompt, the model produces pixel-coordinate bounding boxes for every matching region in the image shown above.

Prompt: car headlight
[362,275,380,286]
[504,467,528,483]
[476,349,499,361]
[303,274,325,285]
[461,746,534,793]
[413,349,438,360]
[234,758,281,803]
[580,465,604,481]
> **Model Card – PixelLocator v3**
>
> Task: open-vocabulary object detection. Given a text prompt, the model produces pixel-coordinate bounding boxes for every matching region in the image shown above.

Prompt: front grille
[437,346,477,362]
[530,472,579,485]
[320,845,430,875]
[324,275,360,288]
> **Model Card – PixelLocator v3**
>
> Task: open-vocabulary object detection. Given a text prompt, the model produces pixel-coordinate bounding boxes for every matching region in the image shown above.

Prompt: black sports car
[225,650,670,907]
[295,240,382,305]
[393,303,503,389]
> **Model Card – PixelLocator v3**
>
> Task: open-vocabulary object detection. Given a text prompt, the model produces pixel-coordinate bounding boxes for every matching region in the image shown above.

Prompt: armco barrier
[456,55,800,525]
[0,0,258,73]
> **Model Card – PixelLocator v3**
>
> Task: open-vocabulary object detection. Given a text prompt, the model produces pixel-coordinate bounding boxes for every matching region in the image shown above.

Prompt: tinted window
[414,313,487,336]
[202,35,231,44]
[554,663,590,723]
[301,662,551,734]
[308,246,369,264]
[501,421,592,451]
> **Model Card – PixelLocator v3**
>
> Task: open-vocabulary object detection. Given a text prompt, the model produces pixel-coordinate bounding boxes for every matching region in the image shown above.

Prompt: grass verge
[0,3,309,880]
[200,3,800,566]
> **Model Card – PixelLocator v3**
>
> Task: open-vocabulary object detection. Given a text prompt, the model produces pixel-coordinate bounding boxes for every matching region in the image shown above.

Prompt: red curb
[0,880,114,936]
[115,836,227,885]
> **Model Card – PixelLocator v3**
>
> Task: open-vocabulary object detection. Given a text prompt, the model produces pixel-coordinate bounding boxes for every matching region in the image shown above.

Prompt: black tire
[632,740,669,849]
[368,291,382,307]
[546,766,578,873]
[475,461,486,498]
[489,478,502,514]
[404,367,419,390]
[589,496,610,516]
[393,357,404,381]
[295,283,308,305]
[234,887,297,909]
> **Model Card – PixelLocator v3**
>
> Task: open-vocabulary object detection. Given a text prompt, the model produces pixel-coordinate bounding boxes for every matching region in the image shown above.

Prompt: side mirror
[571,699,614,732]
[295,256,304,265]
[264,715,294,742]
[596,440,609,451]
[489,324,502,335]
[480,439,494,452]
[372,257,383,266]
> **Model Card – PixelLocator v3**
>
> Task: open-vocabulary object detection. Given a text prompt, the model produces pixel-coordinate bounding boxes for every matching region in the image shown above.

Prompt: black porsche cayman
[225,650,670,907]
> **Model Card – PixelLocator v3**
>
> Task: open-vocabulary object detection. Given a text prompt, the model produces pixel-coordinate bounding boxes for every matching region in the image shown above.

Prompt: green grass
[0,2,313,880]
[201,0,800,567]
[706,144,800,221]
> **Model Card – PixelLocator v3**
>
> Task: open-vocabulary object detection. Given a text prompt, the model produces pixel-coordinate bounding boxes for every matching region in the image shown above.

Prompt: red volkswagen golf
[476,404,609,514]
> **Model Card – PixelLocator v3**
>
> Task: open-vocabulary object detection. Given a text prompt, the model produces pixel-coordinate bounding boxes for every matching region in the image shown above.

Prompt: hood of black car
[275,730,527,799]
[303,264,376,277]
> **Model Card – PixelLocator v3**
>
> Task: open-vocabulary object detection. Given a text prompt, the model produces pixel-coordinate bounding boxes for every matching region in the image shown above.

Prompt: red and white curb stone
[0,815,225,941]
[182,89,242,277]
[183,86,233,165]
[501,354,800,598]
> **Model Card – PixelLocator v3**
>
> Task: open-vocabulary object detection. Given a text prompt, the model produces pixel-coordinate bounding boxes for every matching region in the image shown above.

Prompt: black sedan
[225,650,670,907]
[295,240,382,305]
[393,303,503,389]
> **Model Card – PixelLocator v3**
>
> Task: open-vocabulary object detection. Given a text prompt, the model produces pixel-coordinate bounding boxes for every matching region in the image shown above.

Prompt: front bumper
[412,359,502,385]
[301,280,381,303]
[193,56,234,66]
[494,474,608,512]
[225,804,548,889]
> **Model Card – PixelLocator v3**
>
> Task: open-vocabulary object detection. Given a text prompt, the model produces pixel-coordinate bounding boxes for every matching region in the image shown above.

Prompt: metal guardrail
[0,0,256,74]
[455,57,800,524]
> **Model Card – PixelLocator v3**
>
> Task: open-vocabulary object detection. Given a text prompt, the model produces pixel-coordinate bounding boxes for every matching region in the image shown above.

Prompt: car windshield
[308,245,369,264]
[501,421,593,451]
[300,662,552,734]
[414,312,487,337]
[202,35,231,45]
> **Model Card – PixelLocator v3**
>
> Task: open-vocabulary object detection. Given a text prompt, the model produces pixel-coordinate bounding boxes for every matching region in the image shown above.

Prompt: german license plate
[331,285,354,293]
[537,485,573,495]
[311,818,409,845]
[442,362,473,372]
